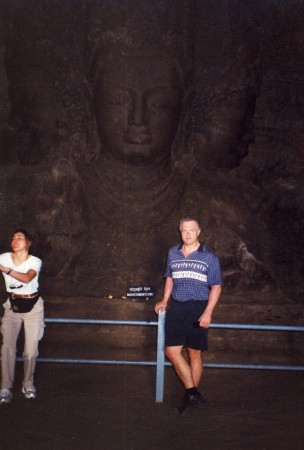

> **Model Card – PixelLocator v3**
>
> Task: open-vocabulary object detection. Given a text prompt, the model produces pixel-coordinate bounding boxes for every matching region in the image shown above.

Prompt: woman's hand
[0,264,10,274]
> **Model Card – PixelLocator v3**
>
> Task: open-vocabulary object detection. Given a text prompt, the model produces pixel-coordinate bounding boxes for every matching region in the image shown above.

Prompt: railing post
[155,309,166,403]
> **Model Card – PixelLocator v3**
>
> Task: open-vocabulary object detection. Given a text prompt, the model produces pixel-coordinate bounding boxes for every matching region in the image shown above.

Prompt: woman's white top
[0,252,42,294]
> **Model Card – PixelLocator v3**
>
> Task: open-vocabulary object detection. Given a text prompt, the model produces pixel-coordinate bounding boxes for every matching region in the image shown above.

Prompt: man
[155,216,222,414]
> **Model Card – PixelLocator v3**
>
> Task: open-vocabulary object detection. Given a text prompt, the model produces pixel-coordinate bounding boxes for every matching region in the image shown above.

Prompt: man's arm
[198,284,221,328]
[154,277,173,314]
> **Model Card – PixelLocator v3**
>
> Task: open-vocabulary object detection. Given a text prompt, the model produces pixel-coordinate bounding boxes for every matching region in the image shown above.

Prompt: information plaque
[127,285,155,299]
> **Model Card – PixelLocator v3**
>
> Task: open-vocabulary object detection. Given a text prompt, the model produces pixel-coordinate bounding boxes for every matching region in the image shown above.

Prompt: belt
[10,292,39,299]
[172,299,208,303]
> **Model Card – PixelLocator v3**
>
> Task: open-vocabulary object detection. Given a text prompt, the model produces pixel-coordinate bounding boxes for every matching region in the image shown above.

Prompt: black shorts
[165,300,208,351]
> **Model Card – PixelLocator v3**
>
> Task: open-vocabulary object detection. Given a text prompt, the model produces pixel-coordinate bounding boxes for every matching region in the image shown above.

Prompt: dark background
[0,4,303,449]
[0,0,303,304]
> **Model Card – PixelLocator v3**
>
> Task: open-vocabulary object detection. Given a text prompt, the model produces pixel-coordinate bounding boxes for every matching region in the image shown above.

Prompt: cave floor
[0,363,303,450]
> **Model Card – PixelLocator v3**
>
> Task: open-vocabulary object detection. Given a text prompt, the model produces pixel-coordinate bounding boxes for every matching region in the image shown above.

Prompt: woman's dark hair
[12,229,33,245]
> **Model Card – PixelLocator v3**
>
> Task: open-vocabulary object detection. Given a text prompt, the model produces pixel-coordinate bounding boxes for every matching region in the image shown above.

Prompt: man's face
[93,55,183,165]
[180,221,201,246]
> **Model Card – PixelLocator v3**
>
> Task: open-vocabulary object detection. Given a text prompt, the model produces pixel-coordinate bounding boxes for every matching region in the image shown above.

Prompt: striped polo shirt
[164,244,222,302]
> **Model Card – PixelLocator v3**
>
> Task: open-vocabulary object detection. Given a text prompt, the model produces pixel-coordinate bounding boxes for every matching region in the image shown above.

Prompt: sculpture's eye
[146,87,182,110]
[104,86,130,106]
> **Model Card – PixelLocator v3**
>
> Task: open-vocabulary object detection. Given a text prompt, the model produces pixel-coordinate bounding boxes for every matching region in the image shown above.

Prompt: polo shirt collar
[178,243,205,252]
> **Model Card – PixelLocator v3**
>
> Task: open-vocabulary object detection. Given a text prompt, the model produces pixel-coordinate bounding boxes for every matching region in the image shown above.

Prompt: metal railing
[12,310,304,402]
[154,312,304,401]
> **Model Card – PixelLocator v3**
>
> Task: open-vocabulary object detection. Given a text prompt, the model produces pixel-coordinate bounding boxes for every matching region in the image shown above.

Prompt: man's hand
[154,299,168,315]
[198,310,212,328]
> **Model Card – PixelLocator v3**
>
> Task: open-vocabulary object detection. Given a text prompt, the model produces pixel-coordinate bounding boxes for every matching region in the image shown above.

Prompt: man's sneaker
[177,391,206,414]
[22,386,36,399]
[0,388,13,404]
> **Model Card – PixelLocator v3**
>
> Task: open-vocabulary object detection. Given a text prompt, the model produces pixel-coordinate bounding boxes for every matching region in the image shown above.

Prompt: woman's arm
[0,265,37,284]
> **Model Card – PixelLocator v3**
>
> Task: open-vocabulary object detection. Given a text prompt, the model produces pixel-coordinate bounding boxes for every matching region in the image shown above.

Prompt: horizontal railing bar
[44,318,304,332]
[33,358,158,366]
[210,323,304,332]
[15,357,304,372]
[204,363,304,371]
[44,318,158,326]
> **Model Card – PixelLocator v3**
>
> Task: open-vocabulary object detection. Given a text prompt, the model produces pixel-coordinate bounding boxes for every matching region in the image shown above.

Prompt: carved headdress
[85,0,194,83]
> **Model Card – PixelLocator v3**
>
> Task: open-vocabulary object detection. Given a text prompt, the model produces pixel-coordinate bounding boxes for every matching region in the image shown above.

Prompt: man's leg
[165,345,196,388]
[166,345,205,413]
[187,348,203,387]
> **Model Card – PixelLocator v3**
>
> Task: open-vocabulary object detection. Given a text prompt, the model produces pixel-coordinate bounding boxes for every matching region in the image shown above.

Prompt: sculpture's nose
[128,92,146,126]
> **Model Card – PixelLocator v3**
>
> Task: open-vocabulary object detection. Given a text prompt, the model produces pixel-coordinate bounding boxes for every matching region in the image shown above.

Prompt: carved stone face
[93,55,183,165]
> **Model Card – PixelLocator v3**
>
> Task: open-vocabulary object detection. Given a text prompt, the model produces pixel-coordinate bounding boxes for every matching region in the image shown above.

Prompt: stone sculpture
[0,0,303,301]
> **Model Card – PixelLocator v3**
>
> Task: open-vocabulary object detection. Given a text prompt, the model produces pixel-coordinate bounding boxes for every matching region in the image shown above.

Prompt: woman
[0,229,44,404]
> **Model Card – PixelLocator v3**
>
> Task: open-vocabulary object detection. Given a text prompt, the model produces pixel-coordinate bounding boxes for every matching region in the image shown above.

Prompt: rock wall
[0,0,303,302]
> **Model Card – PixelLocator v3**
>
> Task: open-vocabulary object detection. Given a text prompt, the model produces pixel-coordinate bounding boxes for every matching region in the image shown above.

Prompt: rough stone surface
[0,295,303,450]
[1,365,304,450]
[0,1,303,304]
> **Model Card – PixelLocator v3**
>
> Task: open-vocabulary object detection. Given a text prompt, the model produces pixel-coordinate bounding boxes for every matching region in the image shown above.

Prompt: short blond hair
[179,216,201,231]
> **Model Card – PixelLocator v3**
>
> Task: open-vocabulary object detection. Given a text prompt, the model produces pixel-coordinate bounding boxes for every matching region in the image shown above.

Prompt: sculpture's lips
[124,131,151,145]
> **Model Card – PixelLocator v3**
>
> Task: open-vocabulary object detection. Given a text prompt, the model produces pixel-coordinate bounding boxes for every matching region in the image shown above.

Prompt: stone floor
[0,363,303,450]
[1,296,303,449]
